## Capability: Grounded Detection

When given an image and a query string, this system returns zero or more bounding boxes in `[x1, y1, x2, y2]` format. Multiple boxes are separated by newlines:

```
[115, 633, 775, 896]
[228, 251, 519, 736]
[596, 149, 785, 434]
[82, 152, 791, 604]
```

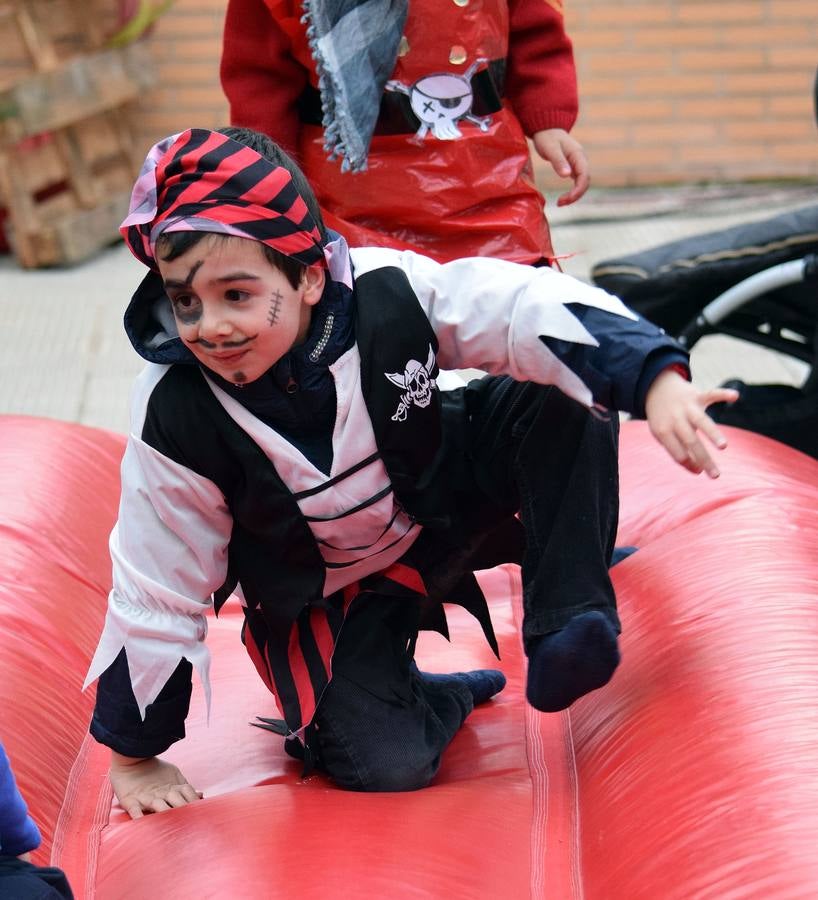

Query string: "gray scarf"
[302, 0, 408, 172]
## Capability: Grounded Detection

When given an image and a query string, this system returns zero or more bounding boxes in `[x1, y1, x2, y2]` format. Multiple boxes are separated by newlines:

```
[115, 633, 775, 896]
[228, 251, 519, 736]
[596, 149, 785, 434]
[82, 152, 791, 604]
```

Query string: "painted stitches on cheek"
[267, 289, 283, 327]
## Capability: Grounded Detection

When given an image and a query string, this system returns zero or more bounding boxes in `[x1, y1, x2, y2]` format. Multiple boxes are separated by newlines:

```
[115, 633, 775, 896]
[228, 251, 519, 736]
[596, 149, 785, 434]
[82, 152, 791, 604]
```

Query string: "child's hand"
[644, 368, 739, 479]
[531, 128, 590, 206]
[110, 752, 203, 819]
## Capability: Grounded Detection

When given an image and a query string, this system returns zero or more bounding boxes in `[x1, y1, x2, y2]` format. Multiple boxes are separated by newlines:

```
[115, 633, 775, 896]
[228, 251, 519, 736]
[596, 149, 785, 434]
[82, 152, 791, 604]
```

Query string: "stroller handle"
[678, 255, 818, 349]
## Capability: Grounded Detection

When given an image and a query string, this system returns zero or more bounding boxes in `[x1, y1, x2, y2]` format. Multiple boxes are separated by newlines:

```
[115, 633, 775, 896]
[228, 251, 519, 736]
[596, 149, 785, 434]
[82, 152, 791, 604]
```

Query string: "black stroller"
[591, 74, 818, 460]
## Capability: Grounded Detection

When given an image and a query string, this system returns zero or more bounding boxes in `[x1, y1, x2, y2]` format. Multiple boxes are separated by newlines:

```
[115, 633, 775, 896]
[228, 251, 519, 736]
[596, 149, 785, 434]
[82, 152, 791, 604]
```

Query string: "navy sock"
[526, 611, 620, 712]
[415, 668, 506, 706]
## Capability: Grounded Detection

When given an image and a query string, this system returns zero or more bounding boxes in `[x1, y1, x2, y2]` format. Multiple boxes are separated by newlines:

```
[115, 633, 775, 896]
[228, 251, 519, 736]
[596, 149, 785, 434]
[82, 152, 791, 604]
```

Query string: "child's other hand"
[644, 368, 739, 479]
[532, 128, 590, 206]
[110, 752, 203, 819]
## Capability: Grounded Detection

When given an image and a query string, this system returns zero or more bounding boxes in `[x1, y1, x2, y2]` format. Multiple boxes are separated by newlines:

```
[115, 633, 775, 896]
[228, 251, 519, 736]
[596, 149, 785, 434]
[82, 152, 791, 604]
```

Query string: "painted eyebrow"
[212, 272, 262, 283]
[164, 260, 204, 291]
[163, 270, 261, 291]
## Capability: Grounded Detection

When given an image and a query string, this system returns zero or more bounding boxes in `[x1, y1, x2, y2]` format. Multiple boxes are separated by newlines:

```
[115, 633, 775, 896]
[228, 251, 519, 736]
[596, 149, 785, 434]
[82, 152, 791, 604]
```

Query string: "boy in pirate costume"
[85, 127, 737, 817]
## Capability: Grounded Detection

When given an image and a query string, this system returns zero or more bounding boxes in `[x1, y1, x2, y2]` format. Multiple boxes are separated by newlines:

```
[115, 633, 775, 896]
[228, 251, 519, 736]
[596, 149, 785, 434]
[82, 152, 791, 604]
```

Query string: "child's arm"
[109, 752, 202, 819]
[505, 0, 589, 205]
[220, 0, 307, 157]
[644, 367, 739, 479]
[352, 248, 733, 476]
[531, 128, 590, 207]
[84, 390, 234, 809]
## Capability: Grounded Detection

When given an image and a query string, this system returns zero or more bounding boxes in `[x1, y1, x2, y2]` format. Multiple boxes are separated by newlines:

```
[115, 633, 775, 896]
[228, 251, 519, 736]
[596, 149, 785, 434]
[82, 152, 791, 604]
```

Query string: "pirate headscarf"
[120, 128, 351, 286]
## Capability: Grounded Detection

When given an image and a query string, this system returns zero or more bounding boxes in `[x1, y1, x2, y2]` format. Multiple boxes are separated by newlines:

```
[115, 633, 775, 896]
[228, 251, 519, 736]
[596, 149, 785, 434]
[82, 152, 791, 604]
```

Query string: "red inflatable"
[1, 414, 817, 898]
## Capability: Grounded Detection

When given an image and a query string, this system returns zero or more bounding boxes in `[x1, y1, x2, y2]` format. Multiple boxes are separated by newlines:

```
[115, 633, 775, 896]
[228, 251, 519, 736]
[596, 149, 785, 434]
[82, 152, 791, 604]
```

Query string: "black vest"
[140, 266, 495, 729]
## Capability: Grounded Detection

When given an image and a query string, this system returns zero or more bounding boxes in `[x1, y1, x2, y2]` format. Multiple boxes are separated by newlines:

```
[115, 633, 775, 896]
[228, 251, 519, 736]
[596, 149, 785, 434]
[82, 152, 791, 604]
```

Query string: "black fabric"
[0, 857, 74, 899]
[298, 58, 507, 135]
[355, 265, 450, 526]
[708, 380, 818, 460]
[431, 375, 619, 641]
[304, 593, 473, 792]
[141, 363, 327, 632]
[288, 377, 620, 785]
[590, 204, 818, 353]
[539, 303, 689, 417]
[90, 649, 192, 758]
[123, 271, 194, 365]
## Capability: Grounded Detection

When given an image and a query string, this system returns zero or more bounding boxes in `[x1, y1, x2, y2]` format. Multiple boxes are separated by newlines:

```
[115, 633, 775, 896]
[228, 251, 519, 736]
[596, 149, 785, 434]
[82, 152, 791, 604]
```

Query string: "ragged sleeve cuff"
[89, 649, 193, 759]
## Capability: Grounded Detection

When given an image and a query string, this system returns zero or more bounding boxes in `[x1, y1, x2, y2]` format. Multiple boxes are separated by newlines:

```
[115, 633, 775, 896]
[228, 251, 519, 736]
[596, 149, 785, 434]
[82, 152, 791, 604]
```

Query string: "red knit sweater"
[221, 0, 579, 262]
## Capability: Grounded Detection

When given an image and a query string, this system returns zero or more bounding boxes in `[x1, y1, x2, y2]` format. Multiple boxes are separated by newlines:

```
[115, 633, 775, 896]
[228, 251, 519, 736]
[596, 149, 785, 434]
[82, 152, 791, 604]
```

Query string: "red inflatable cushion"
[1, 415, 816, 898]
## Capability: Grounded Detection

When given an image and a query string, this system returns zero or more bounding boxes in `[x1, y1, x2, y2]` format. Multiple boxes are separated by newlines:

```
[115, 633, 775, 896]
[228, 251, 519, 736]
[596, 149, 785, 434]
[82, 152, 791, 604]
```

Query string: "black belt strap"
[298, 58, 506, 135]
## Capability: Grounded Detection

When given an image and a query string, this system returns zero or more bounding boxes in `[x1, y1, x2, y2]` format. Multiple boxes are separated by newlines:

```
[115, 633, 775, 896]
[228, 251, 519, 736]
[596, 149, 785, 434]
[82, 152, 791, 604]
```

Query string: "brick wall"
[81, 1, 818, 188]
[128, 0, 228, 142]
[562, 0, 818, 188]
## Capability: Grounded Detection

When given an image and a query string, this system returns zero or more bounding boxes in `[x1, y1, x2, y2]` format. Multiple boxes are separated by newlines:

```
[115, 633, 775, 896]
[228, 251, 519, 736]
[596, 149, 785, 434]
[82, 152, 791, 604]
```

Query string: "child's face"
[157, 235, 324, 385]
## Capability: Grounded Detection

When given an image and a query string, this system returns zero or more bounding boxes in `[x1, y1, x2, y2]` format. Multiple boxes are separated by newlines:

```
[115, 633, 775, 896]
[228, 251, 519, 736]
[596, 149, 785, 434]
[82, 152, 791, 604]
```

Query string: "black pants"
[298, 593, 473, 791]
[301, 377, 619, 791]
[0, 858, 74, 899]
[461, 377, 620, 646]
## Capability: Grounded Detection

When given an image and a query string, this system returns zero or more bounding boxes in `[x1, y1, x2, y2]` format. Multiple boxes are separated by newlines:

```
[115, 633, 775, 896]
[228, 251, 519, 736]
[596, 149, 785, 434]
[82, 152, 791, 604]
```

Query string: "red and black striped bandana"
[120, 128, 326, 271]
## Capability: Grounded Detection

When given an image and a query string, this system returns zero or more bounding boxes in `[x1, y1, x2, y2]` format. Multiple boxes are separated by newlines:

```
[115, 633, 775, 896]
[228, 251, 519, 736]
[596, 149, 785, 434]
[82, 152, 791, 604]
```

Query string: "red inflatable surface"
[1, 414, 817, 898]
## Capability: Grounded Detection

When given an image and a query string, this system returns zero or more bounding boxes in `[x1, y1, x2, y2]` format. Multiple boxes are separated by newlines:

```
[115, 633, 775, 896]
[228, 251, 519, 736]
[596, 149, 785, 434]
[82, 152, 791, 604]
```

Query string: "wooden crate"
[0, 43, 154, 147]
[0, 0, 155, 267]
[0, 0, 108, 86]
[0, 107, 144, 267]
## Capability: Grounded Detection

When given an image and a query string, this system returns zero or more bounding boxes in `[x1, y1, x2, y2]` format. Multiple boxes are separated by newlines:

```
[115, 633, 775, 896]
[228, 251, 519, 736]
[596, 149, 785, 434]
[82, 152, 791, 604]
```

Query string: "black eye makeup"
[164, 260, 204, 326]
[170, 294, 202, 325]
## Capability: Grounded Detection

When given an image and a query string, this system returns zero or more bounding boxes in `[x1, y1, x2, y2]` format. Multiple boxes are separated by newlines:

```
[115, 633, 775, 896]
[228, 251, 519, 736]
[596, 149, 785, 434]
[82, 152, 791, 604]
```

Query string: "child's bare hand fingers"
[164, 787, 197, 808]
[685, 438, 719, 478]
[700, 387, 740, 408]
[693, 408, 730, 450]
[652, 424, 690, 468]
[653, 414, 717, 476]
[147, 796, 172, 814]
[121, 799, 145, 820]
[121, 792, 164, 817]
[678, 412, 729, 477]
[546, 145, 569, 175]
[558, 175, 589, 206]
[179, 783, 203, 803]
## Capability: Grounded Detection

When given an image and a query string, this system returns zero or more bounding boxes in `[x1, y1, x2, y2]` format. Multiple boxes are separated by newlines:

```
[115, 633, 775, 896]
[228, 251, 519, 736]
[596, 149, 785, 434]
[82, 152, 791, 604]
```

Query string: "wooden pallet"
[0, 0, 154, 268]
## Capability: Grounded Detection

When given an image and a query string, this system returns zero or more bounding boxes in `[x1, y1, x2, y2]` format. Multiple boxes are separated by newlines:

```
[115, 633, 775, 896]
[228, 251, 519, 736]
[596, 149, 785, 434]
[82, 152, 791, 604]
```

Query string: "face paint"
[267, 289, 283, 327]
[166, 260, 205, 325]
[157, 236, 323, 385]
